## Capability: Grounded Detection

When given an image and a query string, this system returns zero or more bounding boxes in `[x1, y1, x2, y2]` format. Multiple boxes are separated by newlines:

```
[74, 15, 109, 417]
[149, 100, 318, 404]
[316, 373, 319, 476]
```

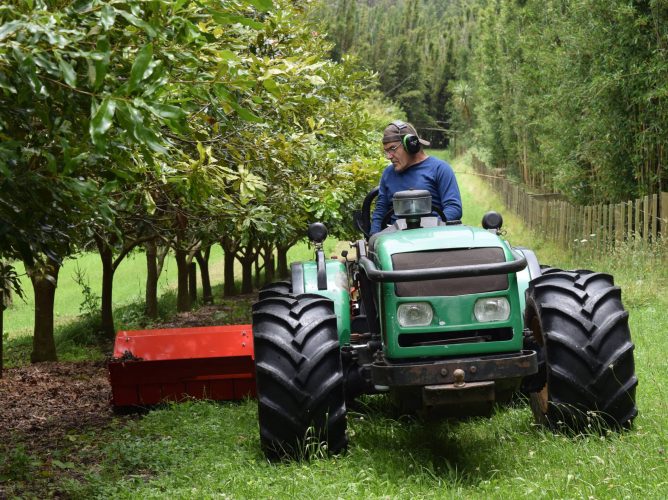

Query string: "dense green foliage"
[469, 0, 668, 203]
[314, 0, 668, 203]
[0, 0, 386, 359]
[309, 0, 477, 147]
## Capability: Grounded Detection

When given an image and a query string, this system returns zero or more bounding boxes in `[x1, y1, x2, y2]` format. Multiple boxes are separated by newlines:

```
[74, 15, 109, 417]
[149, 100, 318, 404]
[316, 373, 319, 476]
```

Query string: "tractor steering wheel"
[380, 204, 447, 229]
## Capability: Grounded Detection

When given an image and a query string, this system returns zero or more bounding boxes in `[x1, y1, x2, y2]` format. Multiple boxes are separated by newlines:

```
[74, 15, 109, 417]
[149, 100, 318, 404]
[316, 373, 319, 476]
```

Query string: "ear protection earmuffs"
[391, 120, 421, 155]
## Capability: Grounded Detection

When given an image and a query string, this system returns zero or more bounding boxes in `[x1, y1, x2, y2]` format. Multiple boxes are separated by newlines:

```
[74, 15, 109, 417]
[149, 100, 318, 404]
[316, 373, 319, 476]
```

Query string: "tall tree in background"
[310, 0, 479, 146]
[467, 0, 668, 202]
[314, 0, 667, 201]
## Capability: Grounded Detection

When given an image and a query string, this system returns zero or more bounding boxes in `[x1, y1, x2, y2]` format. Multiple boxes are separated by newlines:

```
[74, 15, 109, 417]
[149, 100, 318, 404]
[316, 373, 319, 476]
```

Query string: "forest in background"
[311, 0, 668, 204]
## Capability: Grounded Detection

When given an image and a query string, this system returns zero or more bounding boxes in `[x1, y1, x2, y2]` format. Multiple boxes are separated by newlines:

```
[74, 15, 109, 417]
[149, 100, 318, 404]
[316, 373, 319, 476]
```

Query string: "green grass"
[2, 150, 667, 498]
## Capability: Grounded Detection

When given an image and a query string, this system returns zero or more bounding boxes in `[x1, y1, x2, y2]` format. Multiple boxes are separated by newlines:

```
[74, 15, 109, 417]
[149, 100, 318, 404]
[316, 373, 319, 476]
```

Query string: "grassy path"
[3, 151, 667, 498]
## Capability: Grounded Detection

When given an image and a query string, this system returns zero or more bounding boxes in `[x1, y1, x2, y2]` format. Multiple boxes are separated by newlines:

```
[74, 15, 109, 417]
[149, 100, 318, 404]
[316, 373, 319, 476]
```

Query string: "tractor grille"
[391, 248, 508, 297]
[398, 327, 514, 348]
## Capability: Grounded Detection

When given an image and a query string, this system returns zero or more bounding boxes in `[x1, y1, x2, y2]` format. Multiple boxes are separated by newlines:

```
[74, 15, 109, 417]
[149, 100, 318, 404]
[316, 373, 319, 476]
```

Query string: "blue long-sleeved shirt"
[370, 156, 462, 234]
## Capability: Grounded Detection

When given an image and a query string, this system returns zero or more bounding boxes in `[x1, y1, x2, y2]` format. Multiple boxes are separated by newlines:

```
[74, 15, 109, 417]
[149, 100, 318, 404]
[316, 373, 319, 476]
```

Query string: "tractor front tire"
[525, 269, 638, 432]
[252, 294, 347, 459]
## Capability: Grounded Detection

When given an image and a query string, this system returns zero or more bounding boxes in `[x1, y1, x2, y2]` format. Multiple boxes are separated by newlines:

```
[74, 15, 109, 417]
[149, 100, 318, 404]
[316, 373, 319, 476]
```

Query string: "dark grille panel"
[391, 248, 509, 297]
[398, 327, 514, 348]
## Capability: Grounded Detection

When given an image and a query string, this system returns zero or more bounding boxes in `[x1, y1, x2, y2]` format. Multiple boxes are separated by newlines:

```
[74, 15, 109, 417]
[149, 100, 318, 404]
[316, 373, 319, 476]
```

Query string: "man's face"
[383, 141, 410, 172]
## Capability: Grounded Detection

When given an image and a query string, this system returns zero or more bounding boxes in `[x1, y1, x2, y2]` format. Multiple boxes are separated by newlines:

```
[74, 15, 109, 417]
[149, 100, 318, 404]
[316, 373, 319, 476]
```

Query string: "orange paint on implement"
[108, 325, 255, 408]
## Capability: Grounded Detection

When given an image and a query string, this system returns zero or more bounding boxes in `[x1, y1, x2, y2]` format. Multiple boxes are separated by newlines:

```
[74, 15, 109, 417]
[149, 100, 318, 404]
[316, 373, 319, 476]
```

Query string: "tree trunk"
[277, 243, 291, 278]
[254, 255, 262, 289]
[98, 242, 116, 337]
[221, 237, 239, 297]
[145, 240, 159, 319]
[0, 292, 4, 377]
[236, 246, 257, 294]
[223, 250, 236, 296]
[263, 243, 275, 285]
[241, 256, 254, 294]
[29, 261, 60, 363]
[175, 247, 191, 311]
[194, 248, 213, 304]
[188, 262, 197, 304]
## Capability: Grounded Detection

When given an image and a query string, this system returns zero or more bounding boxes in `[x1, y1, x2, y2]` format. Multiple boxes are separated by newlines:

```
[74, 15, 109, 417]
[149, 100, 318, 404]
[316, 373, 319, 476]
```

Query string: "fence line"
[471, 155, 667, 250]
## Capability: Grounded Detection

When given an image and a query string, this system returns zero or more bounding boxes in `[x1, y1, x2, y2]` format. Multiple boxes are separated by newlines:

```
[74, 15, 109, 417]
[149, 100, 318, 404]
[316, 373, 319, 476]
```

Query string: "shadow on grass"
[347, 393, 538, 486]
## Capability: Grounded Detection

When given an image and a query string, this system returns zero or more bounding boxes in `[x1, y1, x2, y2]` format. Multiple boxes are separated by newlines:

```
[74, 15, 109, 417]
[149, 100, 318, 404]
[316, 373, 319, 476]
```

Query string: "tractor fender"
[512, 247, 542, 314]
[291, 260, 351, 345]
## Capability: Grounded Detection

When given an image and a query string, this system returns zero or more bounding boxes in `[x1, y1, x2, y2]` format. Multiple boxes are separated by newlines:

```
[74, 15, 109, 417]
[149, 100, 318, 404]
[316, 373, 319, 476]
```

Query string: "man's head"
[382, 121, 430, 172]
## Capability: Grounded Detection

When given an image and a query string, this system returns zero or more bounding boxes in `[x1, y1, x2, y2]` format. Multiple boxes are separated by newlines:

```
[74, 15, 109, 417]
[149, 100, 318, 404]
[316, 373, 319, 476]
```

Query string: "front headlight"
[397, 302, 433, 327]
[474, 297, 510, 322]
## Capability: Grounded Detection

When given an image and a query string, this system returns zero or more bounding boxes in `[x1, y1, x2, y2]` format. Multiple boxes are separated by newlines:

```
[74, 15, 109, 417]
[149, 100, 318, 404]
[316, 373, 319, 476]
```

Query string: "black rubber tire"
[258, 280, 292, 301]
[524, 269, 638, 432]
[252, 294, 348, 459]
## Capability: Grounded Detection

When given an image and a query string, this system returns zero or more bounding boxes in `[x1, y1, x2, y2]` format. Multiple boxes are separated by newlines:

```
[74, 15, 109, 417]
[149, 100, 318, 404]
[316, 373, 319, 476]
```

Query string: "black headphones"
[390, 120, 421, 154]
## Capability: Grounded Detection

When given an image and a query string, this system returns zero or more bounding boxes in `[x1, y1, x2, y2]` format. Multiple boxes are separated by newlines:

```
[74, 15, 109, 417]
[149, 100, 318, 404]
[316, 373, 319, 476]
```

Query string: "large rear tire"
[524, 269, 638, 432]
[252, 294, 347, 459]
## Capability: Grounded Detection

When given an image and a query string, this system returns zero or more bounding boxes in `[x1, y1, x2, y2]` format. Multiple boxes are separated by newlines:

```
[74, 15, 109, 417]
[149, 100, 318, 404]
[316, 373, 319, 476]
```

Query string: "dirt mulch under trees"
[0, 302, 253, 455]
[0, 361, 113, 449]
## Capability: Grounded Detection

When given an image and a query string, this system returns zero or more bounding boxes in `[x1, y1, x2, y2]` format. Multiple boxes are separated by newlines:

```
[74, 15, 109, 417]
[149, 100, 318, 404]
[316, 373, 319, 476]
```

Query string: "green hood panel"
[373, 225, 507, 258]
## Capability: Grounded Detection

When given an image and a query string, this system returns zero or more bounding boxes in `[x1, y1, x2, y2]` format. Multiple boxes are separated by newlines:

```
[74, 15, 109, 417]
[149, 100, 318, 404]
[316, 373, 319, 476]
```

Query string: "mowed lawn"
[3, 151, 667, 498]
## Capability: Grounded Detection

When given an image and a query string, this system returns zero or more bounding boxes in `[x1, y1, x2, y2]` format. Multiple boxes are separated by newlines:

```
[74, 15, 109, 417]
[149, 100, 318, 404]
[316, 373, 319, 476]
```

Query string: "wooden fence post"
[661, 192, 668, 239]
[615, 203, 624, 242]
[650, 194, 658, 242]
[643, 195, 650, 243]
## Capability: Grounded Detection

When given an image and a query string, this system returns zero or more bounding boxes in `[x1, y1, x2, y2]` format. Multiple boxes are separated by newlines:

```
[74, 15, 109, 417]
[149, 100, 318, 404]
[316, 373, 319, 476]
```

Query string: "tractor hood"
[361, 225, 527, 283]
[373, 225, 507, 257]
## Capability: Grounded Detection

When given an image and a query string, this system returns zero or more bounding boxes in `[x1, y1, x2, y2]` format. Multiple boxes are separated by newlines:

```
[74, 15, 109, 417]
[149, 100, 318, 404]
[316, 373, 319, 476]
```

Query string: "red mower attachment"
[108, 325, 256, 410]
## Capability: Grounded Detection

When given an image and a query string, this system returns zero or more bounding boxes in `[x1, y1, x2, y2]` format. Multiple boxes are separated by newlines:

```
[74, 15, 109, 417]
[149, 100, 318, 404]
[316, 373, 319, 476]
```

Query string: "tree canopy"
[0, 0, 385, 362]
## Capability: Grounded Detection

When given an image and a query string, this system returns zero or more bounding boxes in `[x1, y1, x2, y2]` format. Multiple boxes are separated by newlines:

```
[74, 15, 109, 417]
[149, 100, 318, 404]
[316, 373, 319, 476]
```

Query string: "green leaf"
[146, 103, 186, 121]
[100, 5, 116, 31]
[262, 78, 280, 96]
[0, 21, 21, 42]
[247, 0, 273, 12]
[235, 106, 263, 123]
[128, 43, 153, 94]
[117, 10, 157, 38]
[218, 49, 238, 61]
[57, 57, 77, 87]
[89, 98, 116, 147]
[172, 0, 189, 13]
[306, 75, 326, 86]
[122, 103, 167, 154]
[91, 38, 110, 90]
[210, 12, 263, 30]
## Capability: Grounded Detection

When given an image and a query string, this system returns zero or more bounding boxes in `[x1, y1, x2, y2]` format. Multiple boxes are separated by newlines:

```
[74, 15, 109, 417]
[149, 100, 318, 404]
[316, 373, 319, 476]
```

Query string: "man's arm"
[370, 173, 391, 235]
[437, 162, 463, 221]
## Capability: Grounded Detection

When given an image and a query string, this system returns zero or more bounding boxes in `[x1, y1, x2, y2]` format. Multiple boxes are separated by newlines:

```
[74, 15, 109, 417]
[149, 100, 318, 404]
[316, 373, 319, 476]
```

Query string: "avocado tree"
[0, 0, 276, 353]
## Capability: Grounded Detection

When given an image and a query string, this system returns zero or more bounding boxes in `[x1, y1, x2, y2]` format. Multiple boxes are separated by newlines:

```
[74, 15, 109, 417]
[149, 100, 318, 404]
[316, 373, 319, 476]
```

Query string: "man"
[370, 121, 462, 234]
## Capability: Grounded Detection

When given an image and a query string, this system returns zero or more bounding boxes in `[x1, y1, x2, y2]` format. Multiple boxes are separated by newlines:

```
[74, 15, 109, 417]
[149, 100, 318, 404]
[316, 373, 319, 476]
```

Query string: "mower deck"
[108, 325, 255, 409]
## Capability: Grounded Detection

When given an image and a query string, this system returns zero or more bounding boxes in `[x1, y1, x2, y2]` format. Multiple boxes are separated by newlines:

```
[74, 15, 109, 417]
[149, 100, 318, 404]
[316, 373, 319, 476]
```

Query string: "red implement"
[108, 325, 255, 409]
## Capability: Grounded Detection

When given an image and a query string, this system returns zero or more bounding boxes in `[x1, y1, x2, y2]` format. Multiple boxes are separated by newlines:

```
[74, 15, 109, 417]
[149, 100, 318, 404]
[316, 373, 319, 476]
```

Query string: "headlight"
[474, 297, 510, 322]
[397, 302, 433, 327]
[393, 189, 432, 217]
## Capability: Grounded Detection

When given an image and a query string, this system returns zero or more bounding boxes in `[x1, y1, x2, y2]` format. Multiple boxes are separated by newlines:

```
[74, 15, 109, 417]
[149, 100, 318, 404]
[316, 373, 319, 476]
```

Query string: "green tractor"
[251, 188, 638, 459]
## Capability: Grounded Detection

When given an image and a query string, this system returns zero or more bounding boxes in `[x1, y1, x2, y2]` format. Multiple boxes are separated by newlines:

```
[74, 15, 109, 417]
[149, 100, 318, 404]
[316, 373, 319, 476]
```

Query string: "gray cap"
[382, 120, 430, 146]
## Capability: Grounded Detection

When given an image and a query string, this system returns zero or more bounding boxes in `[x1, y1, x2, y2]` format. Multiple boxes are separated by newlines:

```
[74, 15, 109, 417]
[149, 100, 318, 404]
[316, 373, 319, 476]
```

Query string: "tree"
[0, 0, 277, 354]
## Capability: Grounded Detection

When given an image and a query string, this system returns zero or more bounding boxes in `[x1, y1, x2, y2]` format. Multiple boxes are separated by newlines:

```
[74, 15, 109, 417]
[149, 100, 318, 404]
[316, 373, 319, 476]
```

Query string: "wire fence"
[471, 155, 668, 251]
